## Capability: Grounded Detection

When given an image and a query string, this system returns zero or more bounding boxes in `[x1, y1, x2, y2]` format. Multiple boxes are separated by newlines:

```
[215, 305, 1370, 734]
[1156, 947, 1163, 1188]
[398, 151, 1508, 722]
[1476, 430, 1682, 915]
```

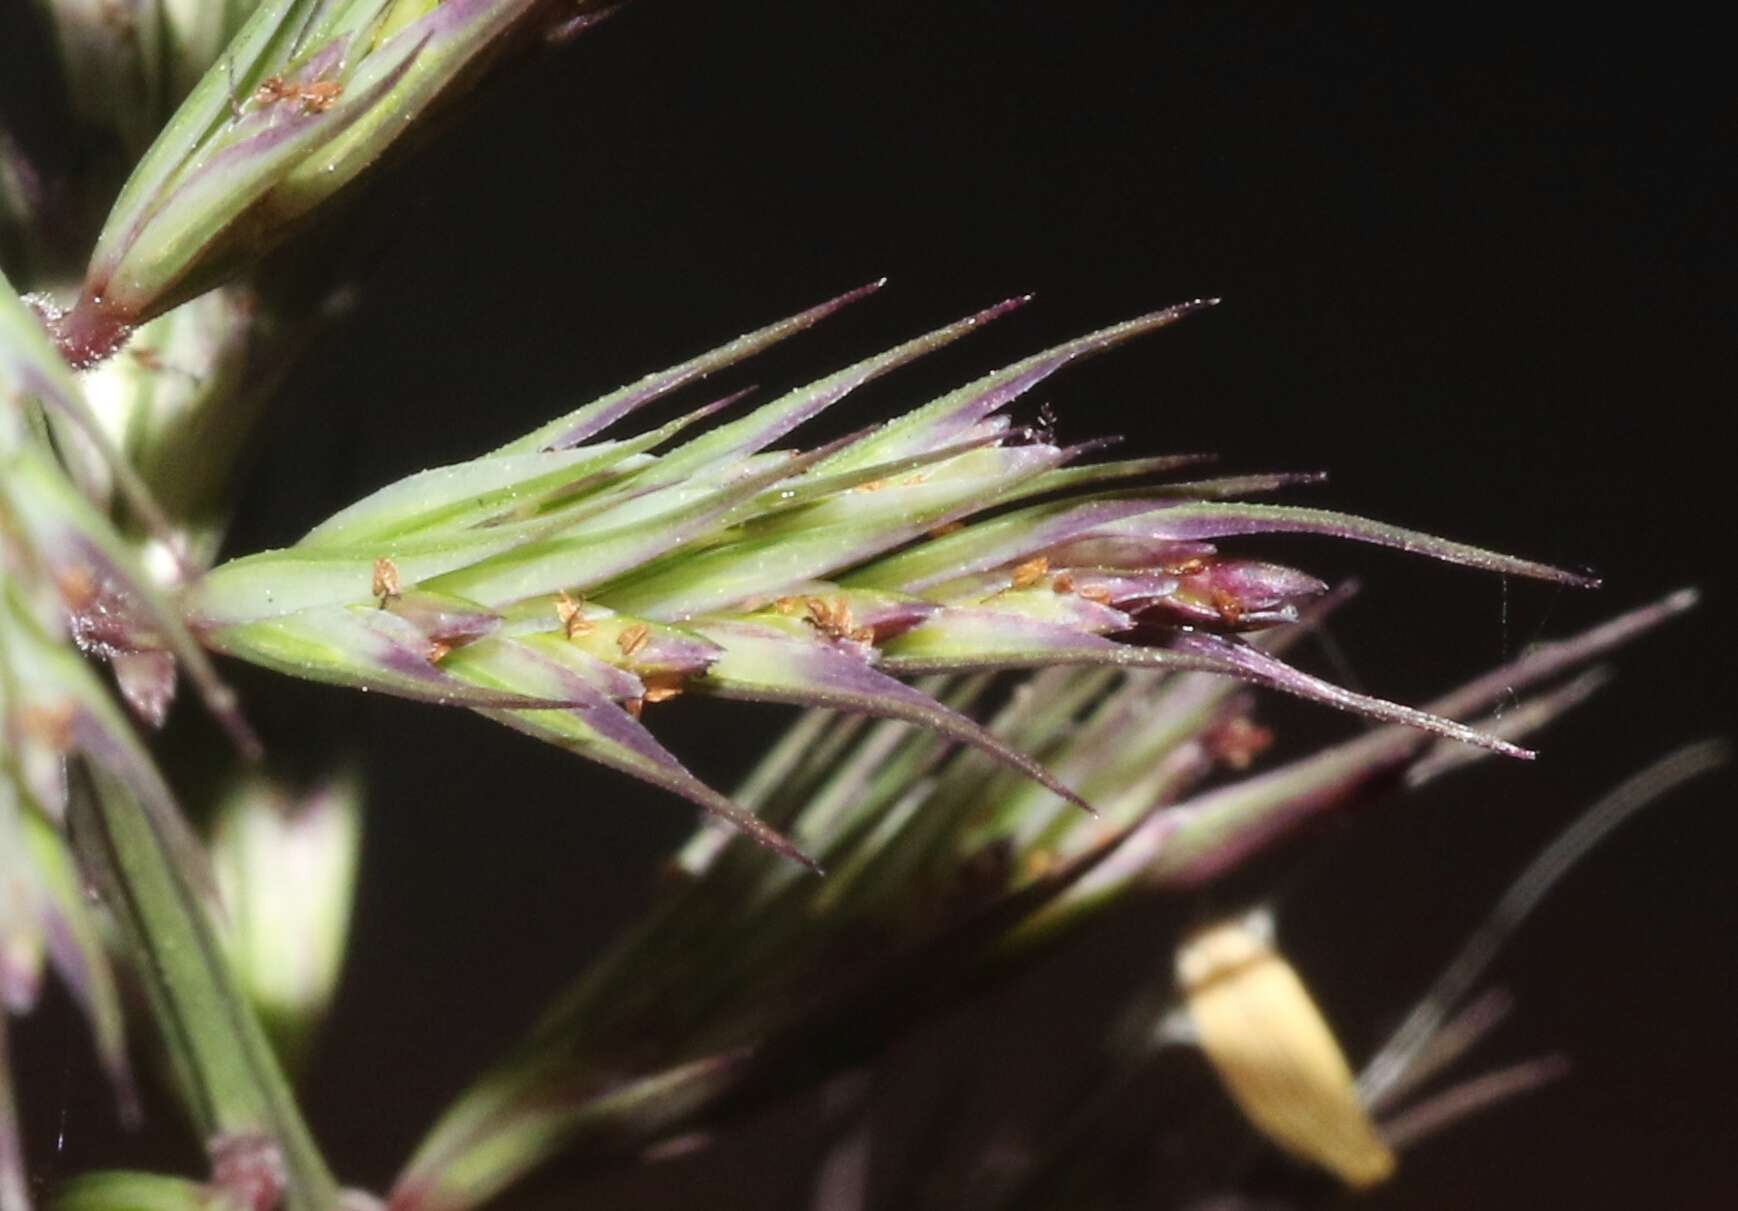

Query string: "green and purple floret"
[39, 0, 611, 367]
[180, 283, 1594, 869]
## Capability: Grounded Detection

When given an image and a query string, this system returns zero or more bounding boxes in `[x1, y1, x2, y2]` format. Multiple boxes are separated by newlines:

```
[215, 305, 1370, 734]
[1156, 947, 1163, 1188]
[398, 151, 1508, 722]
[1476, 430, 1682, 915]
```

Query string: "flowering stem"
[0, 1018, 24, 1211]
[69, 768, 337, 1211]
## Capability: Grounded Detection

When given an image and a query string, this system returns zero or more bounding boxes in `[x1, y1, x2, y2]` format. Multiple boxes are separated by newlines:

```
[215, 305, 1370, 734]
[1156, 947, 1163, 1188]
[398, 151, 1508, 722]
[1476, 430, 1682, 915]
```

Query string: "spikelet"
[191, 286, 1596, 868]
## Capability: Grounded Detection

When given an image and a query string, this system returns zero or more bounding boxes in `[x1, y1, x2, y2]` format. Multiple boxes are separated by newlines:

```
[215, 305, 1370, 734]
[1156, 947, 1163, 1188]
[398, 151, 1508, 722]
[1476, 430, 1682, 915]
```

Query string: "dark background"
[15, 4, 1736, 1208]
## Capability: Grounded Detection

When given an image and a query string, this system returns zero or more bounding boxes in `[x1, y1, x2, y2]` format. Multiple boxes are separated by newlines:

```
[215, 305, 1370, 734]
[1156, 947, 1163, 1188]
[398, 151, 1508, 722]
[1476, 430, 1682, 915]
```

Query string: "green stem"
[69, 768, 338, 1211]
[1, 1018, 27, 1211]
